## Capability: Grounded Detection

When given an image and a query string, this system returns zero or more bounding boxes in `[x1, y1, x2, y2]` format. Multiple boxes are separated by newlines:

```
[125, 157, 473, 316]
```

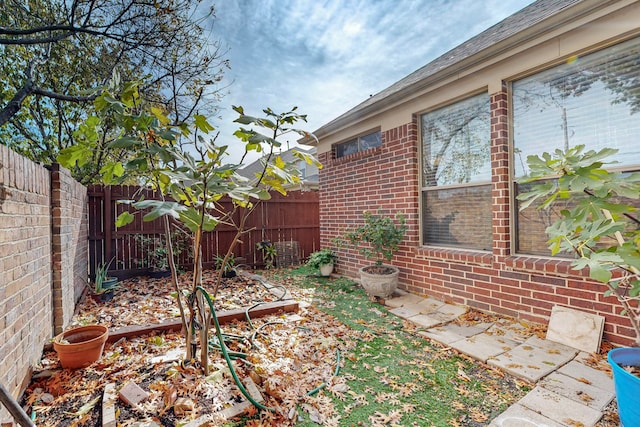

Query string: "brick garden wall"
[51, 164, 89, 334]
[319, 87, 633, 346]
[0, 145, 88, 422]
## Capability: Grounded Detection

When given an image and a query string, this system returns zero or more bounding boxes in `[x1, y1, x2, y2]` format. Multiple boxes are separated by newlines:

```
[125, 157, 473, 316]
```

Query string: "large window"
[513, 37, 640, 255]
[421, 93, 491, 249]
[335, 130, 381, 158]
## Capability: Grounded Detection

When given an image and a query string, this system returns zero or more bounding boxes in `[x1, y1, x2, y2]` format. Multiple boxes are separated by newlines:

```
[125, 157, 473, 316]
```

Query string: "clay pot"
[359, 265, 399, 298]
[53, 325, 109, 369]
[319, 263, 334, 277]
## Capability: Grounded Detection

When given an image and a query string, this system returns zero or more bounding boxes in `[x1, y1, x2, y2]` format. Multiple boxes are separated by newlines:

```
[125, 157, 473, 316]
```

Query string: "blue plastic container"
[608, 347, 640, 427]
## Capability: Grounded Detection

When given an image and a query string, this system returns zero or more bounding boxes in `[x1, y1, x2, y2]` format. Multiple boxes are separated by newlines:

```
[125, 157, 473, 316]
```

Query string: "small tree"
[341, 211, 407, 267]
[517, 145, 640, 345]
[60, 83, 320, 372]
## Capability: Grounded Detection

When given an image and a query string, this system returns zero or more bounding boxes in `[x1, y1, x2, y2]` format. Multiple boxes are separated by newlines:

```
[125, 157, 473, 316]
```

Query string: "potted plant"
[215, 253, 237, 278]
[517, 145, 640, 426]
[340, 211, 407, 297]
[306, 248, 338, 276]
[91, 258, 117, 302]
[135, 234, 171, 277]
[53, 324, 109, 369]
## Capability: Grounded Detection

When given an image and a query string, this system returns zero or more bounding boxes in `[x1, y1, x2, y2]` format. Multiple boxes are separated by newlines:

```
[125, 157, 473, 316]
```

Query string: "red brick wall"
[319, 87, 633, 346]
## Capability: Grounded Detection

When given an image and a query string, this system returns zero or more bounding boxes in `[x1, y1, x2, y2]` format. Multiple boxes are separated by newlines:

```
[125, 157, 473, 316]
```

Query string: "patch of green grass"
[252, 267, 530, 426]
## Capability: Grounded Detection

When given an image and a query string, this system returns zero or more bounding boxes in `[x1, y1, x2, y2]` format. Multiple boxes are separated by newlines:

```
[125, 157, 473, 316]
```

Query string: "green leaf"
[194, 114, 215, 133]
[588, 264, 612, 283]
[134, 200, 186, 221]
[178, 208, 218, 233]
[115, 211, 135, 227]
[108, 137, 140, 149]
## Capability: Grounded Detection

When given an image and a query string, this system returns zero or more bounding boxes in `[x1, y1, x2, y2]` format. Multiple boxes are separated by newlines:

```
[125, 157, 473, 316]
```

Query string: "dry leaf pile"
[22, 270, 359, 426]
[20, 268, 621, 426]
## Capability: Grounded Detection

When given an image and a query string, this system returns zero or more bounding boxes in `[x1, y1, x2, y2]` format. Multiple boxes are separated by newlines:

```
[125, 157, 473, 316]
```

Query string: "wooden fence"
[88, 185, 320, 279]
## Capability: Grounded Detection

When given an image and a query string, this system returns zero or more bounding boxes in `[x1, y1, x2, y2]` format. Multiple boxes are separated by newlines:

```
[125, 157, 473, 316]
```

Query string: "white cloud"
[209, 0, 534, 164]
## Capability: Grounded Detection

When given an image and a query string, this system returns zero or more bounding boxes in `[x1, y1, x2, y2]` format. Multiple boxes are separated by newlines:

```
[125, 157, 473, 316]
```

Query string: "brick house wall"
[0, 145, 88, 422]
[319, 86, 633, 347]
[311, 1, 640, 348]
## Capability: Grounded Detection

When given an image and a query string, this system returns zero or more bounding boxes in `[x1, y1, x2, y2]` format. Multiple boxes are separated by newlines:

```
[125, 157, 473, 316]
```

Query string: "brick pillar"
[490, 83, 511, 263]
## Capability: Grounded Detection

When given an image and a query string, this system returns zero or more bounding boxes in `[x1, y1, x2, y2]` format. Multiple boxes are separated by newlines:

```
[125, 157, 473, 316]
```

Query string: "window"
[513, 37, 640, 255]
[421, 93, 491, 249]
[335, 130, 381, 158]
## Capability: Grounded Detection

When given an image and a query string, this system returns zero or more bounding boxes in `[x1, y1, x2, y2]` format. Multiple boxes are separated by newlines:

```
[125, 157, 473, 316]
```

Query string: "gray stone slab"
[546, 306, 605, 353]
[518, 387, 603, 427]
[384, 294, 424, 308]
[406, 314, 442, 328]
[446, 322, 494, 338]
[417, 297, 445, 313]
[524, 335, 578, 354]
[557, 360, 614, 394]
[485, 321, 530, 343]
[389, 304, 425, 319]
[436, 303, 467, 319]
[450, 332, 518, 363]
[488, 337, 577, 382]
[419, 328, 465, 346]
[489, 403, 563, 427]
[488, 352, 556, 382]
[540, 372, 614, 411]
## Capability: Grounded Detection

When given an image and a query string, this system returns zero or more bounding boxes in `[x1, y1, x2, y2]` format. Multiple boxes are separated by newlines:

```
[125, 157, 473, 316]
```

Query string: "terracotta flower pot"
[53, 325, 109, 369]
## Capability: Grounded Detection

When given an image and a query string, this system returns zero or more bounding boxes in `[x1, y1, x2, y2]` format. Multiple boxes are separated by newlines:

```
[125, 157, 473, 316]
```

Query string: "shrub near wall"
[0, 145, 52, 422]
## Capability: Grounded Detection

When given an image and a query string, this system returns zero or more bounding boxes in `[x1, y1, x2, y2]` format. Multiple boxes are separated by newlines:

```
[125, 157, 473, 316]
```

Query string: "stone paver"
[450, 332, 519, 363]
[518, 386, 603, 427]
[417, 297, 445, 312]
[540, 371, 614, 411]
[489, 403, 563, 427]
[405, 313, 442, 328]
[388, 304, 430, 318]
[546, 305, 605, 353]
[385, 293, 610, 426]
[419, 322, 492, 346]
[435, 303, 467, 319]
[419, 328, 465, 346]
[557, 360, 614, 393]
[384, 293, 424, 308]
[488, 336, 578, 382]
[486, 321, 530, 343]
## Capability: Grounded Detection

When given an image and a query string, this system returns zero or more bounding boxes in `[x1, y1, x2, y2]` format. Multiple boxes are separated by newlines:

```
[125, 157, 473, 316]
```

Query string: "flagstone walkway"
[384, 290, 615, 427]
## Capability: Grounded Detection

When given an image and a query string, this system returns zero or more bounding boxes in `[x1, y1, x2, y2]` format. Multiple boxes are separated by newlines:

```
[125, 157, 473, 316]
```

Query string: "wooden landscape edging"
[107, 300, 299, 342]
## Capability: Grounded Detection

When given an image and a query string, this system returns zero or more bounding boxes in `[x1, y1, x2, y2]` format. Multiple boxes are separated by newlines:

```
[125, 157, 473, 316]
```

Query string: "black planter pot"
[148, 269, 171, 278]
[91, 288, 114, 303]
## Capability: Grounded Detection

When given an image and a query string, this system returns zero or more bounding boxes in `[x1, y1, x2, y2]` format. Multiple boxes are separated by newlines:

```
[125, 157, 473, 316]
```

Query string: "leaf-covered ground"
[21, 267, 618, 426]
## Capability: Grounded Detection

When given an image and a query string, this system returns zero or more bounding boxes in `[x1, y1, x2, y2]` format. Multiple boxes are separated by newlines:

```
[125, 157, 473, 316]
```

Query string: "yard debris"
[118, 381, 149, 407]
[20, 268, 543, 426]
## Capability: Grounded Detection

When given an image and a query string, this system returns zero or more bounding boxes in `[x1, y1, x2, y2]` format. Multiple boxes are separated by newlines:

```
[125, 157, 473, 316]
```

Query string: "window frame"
[418, 91, 492, 250]
[509, 35, 640, 256]
[333, 129, 382, 159]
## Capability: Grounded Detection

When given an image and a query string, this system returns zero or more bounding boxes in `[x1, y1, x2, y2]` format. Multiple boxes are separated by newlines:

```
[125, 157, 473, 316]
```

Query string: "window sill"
[504, 255, 575, 276]
[330, 146, 382, 165]
[416, 246, 492, 266]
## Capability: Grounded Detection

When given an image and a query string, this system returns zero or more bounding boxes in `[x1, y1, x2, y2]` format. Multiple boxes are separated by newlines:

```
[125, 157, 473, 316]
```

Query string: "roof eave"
[300, 0, 616, 145]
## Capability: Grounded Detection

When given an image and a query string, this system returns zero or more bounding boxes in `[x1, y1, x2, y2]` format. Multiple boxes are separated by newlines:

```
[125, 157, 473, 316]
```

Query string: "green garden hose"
[195, 286, 275, 412]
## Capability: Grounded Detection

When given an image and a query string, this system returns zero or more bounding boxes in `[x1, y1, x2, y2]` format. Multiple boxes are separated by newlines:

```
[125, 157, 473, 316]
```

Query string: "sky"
[209, 0, 535, 165]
